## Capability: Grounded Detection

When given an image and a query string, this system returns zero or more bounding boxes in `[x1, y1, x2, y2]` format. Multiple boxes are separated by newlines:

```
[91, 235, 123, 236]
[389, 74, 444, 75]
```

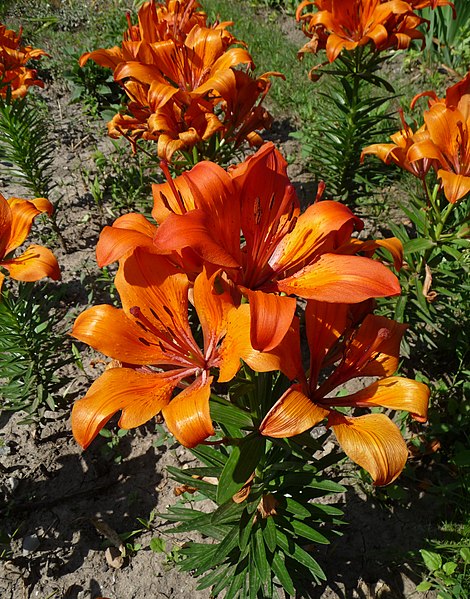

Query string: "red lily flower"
[260, 301, 430, 486]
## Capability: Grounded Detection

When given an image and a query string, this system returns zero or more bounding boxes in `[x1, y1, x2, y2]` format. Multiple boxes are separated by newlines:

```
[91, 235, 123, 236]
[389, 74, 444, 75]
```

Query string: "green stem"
[416, 186, 455, 276]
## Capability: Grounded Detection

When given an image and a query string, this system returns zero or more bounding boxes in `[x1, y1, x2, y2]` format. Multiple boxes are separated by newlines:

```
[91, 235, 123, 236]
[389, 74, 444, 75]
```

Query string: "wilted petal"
[328, 412, 408, 486]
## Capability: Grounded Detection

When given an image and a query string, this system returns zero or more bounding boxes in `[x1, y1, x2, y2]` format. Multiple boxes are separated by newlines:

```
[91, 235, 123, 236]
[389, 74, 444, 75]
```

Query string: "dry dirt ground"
[0, 9, 440, 599]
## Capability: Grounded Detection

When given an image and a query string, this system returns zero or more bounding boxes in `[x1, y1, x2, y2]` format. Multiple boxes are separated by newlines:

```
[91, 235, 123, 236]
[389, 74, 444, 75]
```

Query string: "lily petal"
[71, 305, 169, 365]
[329, 376, 429, 422]
[305, 300, 350, 389]
[5, 196, 53, 255]
[1, 244, 60, 282]
[96, 213, 157, 267]
[246, 290, 297, 352]
[218, 304, 302, 383]
[162, 376, 214, 447]
[260, 385, 329, 437]
[277, 254, 401, 302]
[72, 367, 178, 449]
[328, 412, 408, 486]
[193, 267, 235, 356]
[438, 170, 470, 204]
[153, 210, 240, 268]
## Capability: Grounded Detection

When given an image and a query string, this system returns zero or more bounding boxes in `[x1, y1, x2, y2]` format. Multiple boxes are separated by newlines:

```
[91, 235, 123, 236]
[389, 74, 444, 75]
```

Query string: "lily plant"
[72, 140, 429, 596]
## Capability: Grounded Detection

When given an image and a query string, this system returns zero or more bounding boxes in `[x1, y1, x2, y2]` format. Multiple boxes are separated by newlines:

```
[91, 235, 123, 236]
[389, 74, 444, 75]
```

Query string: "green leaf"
[211, 500, 245, 525]
[209, 563, 238, 596]
[460, 547, 470, 563]
[210, 395, 253, 429]
[216, 435, 265, 504]
[404, 238, 435, 254]
[224, 568, 246, 599]
[249, 546, 262, 599]
[149, 537, 166, 553]
[239, 508, 255, 552]
[289, 519, 330, 545]
[442, 561, 457, 575]
[284, 497, 312, 519]
[272, 551, 295, 596]
[190, 444, 226, 467]
[420, 549, 442, 572]
[261, 516, 277, 553]
[179, 544, 220, 573]
[196, 563, 231, 591]
[276, 530, 326, 581]
[416, 581, 433, 592]
[453, 449, 470, 467]
[254, 528, 269, 583]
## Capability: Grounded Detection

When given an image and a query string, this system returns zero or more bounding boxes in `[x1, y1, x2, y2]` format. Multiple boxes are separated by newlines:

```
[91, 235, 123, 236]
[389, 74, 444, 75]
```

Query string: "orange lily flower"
[0, 24, 47, 98]
[108, 88, 224, 160]
[260, 301, 430, 486]
[410, 71, 470, 113]
[408, 85, 470, 203]
[407, 0, 454, 10]
[71, 249, 300, 449]
[296, 0, 426, 63]
[79, 0, 216, 70]
[97, 143, 401, 352]
[362, 110, 434, 179]
[0, 194, 60, 290]
[80, 2, 279, 160]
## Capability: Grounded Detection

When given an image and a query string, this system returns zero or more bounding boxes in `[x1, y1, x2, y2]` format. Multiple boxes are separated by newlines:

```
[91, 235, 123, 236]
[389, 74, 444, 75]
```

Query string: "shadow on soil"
[1, 418, 171, 596]
[301, 481, 441, 598]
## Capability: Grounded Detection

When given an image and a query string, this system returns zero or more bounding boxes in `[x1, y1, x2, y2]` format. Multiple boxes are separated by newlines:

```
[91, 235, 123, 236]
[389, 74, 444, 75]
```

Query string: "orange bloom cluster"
[80, 0, 281, 161]
[363, 73, 470, 203]
[0, 24, 47, 99]
[0, 194, 60, 289]
[72, 142, 428, 485]
[296, 0, 454, 64]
